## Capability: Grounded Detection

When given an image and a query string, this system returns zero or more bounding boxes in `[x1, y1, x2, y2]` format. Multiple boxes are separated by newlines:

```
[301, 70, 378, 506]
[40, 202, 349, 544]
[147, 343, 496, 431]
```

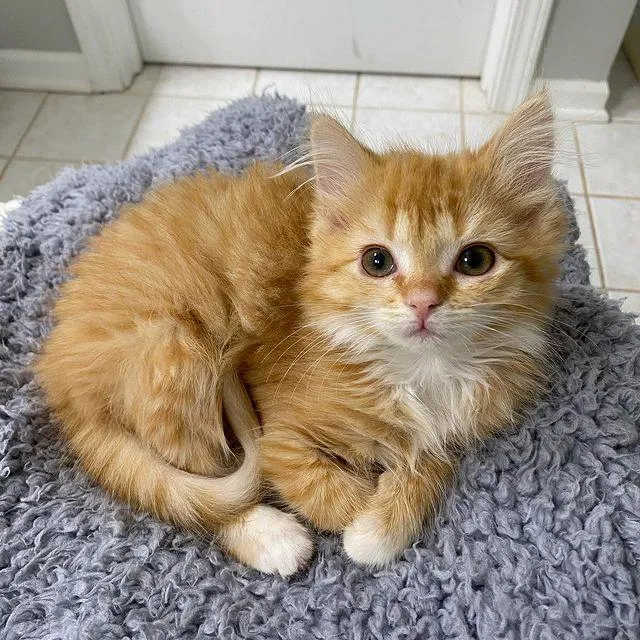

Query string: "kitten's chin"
[384, 324, 442, 351]
[404, 326, 435, 341]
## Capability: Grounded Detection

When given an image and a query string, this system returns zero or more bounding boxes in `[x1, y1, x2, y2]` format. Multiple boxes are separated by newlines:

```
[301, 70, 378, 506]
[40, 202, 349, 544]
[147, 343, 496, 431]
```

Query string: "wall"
[0, 0, 80, 52]
[540, 0, 636, 81]
[623, 2, 640, 78]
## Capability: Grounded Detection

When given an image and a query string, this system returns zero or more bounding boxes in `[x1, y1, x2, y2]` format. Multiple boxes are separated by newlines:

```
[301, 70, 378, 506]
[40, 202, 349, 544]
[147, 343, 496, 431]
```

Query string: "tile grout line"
[105, 98, 474, 116]
[250, 68, 260, 95]
[352, 102, 626, 123]
[0, 92, 49, 185]
[355, 104, 470, 116]
[139, 92, 251, 103]
[13, 155, 104, 164]
[121, 68, 161, 160]
[608, 287, 640, 294]
[572, 124, 607, 288]
[459, 79, 466, 148]
[49, 91, 610, 123]
[0, 159, 8, 185]
[350, 74, 361, 132]
[610, 118, 640, 124]
[588, 192, 640, 201]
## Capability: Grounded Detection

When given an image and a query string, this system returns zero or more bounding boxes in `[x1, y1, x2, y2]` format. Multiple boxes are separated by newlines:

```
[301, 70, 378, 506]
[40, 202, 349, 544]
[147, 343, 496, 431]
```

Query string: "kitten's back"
[36, 163, 311, 532]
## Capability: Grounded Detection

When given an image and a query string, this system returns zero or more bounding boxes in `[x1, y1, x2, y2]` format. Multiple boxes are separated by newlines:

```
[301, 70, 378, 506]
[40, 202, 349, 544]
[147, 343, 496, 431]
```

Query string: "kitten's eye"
[456, 245, 495, 276]
[361, 246, 395, 277]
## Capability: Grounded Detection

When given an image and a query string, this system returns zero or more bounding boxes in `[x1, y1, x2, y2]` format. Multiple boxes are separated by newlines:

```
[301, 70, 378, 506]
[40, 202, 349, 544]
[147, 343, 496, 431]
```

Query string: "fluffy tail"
[67, 373, 261, 532]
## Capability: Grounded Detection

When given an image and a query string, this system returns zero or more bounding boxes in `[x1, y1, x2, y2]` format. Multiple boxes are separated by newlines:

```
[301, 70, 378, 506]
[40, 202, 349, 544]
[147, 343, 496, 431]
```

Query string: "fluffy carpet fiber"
[1, 96, 639, 639]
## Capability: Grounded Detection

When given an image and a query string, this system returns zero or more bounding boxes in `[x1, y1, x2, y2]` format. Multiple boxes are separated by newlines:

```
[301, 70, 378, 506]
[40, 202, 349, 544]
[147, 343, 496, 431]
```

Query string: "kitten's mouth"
[405, 324, 435, 341]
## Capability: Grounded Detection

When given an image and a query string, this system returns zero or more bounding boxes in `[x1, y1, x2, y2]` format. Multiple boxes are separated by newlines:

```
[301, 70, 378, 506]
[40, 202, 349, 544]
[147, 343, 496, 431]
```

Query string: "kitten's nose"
[406, 291, 441, 327]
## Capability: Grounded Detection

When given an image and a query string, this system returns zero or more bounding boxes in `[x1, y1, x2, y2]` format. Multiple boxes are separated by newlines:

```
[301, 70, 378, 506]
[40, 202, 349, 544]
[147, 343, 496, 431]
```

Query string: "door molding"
[481, 0, 554, 112]
[65, 0, 142, 92]
[0, 49, 92, 92]
[539, 79, 609, 122]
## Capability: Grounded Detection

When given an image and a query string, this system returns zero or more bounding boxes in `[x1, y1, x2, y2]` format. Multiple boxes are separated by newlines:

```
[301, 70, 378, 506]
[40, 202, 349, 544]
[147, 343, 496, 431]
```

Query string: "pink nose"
[406, 291, 441, 328]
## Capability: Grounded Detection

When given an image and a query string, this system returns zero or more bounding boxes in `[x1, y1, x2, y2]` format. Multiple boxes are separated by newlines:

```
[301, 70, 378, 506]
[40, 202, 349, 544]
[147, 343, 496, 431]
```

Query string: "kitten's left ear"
[483, 90, 555, 193]
[310, 115, 374, 198]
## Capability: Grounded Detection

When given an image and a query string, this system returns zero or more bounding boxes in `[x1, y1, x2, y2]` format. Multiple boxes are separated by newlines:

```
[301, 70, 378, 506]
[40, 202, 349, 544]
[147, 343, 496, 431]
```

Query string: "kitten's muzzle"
[406, 291, 441, 330]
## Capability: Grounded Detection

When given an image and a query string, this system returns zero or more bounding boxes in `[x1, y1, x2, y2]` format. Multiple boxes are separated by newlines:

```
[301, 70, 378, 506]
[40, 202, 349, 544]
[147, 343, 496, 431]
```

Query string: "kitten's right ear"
[482, 90, 555, 194]
[310, 115, 373, 199]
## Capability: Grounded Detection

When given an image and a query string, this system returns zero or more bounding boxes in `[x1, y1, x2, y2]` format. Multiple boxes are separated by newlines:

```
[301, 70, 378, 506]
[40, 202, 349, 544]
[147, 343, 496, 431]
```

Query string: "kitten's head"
[300, 92, 566, 372]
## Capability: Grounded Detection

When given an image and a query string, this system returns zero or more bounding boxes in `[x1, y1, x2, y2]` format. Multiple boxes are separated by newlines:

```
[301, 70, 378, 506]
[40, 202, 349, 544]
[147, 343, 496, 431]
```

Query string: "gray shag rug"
[1, 96, 639, 640]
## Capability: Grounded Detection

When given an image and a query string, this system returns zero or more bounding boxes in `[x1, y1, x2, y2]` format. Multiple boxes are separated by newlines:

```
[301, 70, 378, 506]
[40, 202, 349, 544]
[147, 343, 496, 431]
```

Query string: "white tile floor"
[0, 55, 639, 320]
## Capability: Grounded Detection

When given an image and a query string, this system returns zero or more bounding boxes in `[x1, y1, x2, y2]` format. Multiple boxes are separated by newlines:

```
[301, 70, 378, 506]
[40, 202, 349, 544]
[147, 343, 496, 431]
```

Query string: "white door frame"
[481, 0, 554, 112]
[65, 0, 142, 92]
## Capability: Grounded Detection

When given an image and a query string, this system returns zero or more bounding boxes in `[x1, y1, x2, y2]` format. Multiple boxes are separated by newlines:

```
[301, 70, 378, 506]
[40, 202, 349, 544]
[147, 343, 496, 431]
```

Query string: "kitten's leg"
[342, 455, 455, 567]
[218, 504, 314, 577]
[261, 428, 377, 532]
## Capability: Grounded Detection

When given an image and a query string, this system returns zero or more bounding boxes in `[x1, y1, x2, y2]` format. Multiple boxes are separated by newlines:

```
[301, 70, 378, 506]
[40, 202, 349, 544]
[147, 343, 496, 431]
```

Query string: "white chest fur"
[394, 376, 480, 454]
[374, 348, 490, 455]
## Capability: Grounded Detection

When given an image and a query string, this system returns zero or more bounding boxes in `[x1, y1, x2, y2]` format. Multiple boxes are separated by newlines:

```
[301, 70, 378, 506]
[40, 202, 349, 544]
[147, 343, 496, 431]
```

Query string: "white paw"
[343, 514, 408, 568]
[220, 505, 314, 577]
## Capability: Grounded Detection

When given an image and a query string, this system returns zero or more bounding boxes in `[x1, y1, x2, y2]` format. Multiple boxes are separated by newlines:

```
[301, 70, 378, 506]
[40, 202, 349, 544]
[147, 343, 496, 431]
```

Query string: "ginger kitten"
[36, 92, 566, 576]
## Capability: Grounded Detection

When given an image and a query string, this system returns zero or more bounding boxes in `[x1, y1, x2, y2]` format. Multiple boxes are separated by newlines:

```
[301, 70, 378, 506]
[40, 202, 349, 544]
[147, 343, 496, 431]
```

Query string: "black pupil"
[372, 251, 387, 270]
[462, 248, 484, 270]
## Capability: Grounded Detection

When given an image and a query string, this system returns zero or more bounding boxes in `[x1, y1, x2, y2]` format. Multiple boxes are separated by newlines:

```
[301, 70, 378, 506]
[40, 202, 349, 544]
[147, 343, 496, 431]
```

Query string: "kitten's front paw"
[220, 505, 314, 577]
[343, 514, 409, 568]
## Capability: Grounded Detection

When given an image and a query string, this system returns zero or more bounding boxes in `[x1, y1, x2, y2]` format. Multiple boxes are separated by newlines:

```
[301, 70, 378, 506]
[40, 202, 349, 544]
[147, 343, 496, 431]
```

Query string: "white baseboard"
[0, 49, 92, 93]
[541, 79, 610, 122]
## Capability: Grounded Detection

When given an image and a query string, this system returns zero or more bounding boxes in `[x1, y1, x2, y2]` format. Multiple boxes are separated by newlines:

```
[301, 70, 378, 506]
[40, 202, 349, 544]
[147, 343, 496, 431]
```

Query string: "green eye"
[456, 245, 495, 276]
[361, 246, 395, 277]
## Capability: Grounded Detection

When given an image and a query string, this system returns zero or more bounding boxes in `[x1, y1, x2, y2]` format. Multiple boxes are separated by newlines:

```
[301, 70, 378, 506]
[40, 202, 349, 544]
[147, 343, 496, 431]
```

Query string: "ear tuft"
[483, 90, 555, 193]
[310, 115, 372, 198]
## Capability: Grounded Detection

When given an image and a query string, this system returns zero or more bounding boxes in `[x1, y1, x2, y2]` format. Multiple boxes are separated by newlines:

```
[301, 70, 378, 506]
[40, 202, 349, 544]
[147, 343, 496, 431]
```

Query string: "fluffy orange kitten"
[36, 92, 566, 576]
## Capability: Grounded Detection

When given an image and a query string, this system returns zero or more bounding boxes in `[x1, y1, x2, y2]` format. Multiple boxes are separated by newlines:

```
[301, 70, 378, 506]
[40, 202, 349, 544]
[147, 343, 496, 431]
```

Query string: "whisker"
[460, 302, 603, 356]
[284, 174, 317, 201]
[294, 317, 377, 397]
[272, 315, 377, 401]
